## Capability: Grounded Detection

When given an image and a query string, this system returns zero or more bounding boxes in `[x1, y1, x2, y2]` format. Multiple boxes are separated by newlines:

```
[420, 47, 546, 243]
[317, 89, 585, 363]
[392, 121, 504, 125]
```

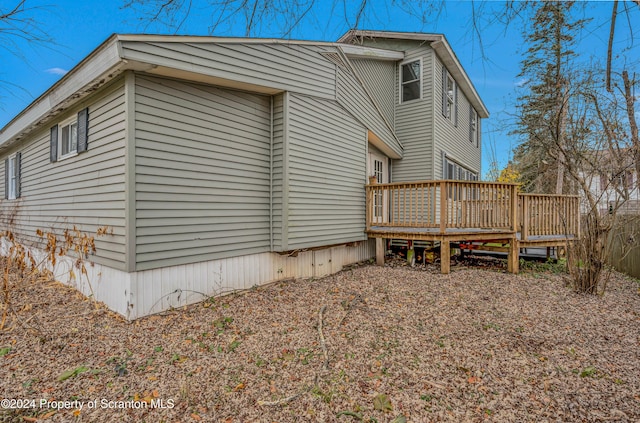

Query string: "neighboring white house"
[0, 30, 488, 319]
[580, 150, 640, 215]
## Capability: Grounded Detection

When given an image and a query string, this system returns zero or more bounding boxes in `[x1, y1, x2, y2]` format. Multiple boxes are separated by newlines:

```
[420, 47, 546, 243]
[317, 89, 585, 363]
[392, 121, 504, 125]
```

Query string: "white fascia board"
[340, 45, 404, 61]
[337, 30, 442, 43]
[368, 130, 401, 160]
[431, 39, 489, 119]
[0, 35, 124, 152]
[116, 33, 343, 47]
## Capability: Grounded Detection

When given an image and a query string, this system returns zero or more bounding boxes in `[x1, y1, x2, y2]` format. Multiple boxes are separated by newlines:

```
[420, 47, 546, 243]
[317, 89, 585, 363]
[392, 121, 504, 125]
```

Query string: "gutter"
[0, 34, 124, 152]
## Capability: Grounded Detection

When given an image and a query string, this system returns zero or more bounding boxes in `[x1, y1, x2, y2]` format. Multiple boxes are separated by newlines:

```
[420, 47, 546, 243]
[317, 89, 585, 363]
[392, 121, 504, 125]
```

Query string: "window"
[441, 67, 457, 124]
[373, 159, 383, 218]
[602, 170, 636, 191]
[400, 60, 421, 102]
[4, 152, 21, 200]
[50, 108, 89, 163]
[444, 157, 477, 181]
[60, 119, 78, 157]
[470, 108, 478, 146]
[445, 74, 455, 118]
[444, 156, 478, 201]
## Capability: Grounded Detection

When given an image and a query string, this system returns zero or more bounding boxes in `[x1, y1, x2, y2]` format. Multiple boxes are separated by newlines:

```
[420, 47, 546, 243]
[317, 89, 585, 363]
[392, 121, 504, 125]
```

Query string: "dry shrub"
[0, 226, 111, 330]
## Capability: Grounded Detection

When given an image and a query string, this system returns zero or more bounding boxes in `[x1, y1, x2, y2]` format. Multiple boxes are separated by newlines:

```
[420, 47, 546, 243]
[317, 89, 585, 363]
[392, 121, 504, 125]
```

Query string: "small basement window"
[401, 60, 421, 102]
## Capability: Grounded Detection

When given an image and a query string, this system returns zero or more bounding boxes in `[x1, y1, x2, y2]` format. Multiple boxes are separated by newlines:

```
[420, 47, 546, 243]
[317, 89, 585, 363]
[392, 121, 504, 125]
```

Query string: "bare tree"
[0, 1, 53, 107]
[0, 1, 51, 56]
[558, 71, 638, 294]
[122, 0, 455, 38]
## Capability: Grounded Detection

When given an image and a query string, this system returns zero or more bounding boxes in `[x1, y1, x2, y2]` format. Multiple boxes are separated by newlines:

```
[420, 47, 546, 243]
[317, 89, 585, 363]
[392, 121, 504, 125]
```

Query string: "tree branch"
[622, 70, 640, 179]
[606, 0, 618, 92]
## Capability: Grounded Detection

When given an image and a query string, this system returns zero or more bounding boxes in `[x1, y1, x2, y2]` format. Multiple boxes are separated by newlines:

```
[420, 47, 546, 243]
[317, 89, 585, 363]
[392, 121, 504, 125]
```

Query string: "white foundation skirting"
[1, 238, 375, 320]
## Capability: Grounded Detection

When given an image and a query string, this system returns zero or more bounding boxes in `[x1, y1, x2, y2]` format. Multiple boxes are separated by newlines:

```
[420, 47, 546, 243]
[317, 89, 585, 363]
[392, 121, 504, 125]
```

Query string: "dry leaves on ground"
[1, 256, 639, 422]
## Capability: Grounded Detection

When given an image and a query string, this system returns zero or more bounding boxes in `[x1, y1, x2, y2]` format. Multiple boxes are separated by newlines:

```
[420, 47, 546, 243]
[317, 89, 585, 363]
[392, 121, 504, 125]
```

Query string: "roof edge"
[0, 35, 123, 149]
[337, 29, 443, 44]
[431, 39, 489, 118]
[338, 30, 489, 118]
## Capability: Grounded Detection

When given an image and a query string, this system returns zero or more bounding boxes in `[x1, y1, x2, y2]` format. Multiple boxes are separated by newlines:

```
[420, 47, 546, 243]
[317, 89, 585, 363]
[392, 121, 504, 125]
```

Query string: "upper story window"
[60, 118, 79, 158]
[4, 152, 21, 200]
[400, 60, 421, 102]
[470, 108, 479, 146]
[50, 108, 89, 163]
[442, 67, 458, 125]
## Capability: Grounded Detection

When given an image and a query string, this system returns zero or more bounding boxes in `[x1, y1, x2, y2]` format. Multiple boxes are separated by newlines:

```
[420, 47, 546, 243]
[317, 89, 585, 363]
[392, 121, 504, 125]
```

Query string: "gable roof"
[0, 30, 488, 158]
[0, 34, 406, 157]
[339, 30, 489, 119]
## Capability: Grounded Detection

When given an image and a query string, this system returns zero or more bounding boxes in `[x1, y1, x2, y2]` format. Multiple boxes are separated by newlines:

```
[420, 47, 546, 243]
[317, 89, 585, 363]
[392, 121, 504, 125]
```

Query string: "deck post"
[510, 184, 519, 233]
[366, 176, 377, 231]
[507, 238, 519, 273]
[440, 239, 450, 274]
[376, 238, 385, 266]
[439, 181, 447, 234]
[521, 194, 529, 241]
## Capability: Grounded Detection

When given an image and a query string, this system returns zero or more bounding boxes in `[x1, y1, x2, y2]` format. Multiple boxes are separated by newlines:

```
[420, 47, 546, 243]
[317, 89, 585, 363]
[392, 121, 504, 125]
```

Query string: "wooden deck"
[366, 180, 580, 274]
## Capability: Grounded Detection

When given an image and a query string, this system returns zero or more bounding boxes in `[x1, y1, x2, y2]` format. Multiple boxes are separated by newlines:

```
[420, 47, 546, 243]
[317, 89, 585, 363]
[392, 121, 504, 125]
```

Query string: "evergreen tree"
[512, 1, 585, 194]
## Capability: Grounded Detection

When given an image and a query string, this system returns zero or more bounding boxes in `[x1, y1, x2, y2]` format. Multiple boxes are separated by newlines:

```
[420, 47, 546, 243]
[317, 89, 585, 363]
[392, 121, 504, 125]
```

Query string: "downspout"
[269, 96, 274, 251]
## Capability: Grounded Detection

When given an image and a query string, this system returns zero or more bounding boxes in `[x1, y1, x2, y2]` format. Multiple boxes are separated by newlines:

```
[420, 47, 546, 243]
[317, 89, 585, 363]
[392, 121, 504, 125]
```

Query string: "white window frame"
[373, 159, 384, 218]
[399, 59, 422, 103]
[445, 72, 455, 120]
[470, 109, 478, 145]
[7, 154, 17, 200]
[59, 116, 79, 160]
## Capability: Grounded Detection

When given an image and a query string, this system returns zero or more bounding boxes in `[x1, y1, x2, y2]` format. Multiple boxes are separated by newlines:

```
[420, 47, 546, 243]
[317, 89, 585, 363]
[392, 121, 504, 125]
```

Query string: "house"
[0, 30, 488, 319]
[580, 150, 640, 215]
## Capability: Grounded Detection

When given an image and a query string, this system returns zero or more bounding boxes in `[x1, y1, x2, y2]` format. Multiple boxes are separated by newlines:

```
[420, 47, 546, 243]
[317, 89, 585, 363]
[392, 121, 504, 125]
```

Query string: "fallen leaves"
[0, 262, 639, 422]
[373, 393, 393, 412]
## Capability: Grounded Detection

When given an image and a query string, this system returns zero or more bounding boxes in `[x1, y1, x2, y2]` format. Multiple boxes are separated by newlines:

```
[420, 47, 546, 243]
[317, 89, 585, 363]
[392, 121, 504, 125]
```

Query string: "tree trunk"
[622, 70, 640, 181]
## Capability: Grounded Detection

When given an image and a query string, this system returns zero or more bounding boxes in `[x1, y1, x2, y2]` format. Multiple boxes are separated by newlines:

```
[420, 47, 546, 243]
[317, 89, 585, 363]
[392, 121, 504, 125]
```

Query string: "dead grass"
[1, 256, 639, 422]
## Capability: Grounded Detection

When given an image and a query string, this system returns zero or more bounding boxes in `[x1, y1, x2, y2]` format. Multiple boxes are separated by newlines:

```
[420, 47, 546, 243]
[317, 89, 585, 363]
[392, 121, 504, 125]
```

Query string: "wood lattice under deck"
[365, 180, 580, 274]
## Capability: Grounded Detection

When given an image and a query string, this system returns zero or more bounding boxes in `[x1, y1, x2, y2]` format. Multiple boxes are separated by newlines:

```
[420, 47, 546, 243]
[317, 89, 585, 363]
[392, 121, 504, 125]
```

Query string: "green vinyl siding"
[134, 75, 272, 270]
[0, 81, 127, 269]
[433, 57, 481, 178]
[392, 47, 435, 182]
[120, 41, 336, 100]
[336, 62, 402, 158]
[284, 93, 367, 249]
[271, 93, 285, 251]
[350, 59, 396, 127]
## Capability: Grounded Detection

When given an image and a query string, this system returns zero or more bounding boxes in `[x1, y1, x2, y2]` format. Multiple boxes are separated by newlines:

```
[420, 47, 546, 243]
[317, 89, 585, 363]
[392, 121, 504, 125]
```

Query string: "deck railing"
[366, 180, 519, 233]
[519, 193, 580, 240]
[366, 179, 580, 238]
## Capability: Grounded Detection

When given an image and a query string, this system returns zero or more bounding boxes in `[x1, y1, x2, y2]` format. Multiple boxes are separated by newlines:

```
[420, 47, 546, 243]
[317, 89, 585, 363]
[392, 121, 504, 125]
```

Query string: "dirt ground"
[1, 256, 639, 422]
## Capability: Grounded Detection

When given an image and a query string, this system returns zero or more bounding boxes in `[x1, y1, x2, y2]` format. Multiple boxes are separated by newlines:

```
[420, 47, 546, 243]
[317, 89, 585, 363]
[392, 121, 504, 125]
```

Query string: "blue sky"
[0, 0, 632, 176]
